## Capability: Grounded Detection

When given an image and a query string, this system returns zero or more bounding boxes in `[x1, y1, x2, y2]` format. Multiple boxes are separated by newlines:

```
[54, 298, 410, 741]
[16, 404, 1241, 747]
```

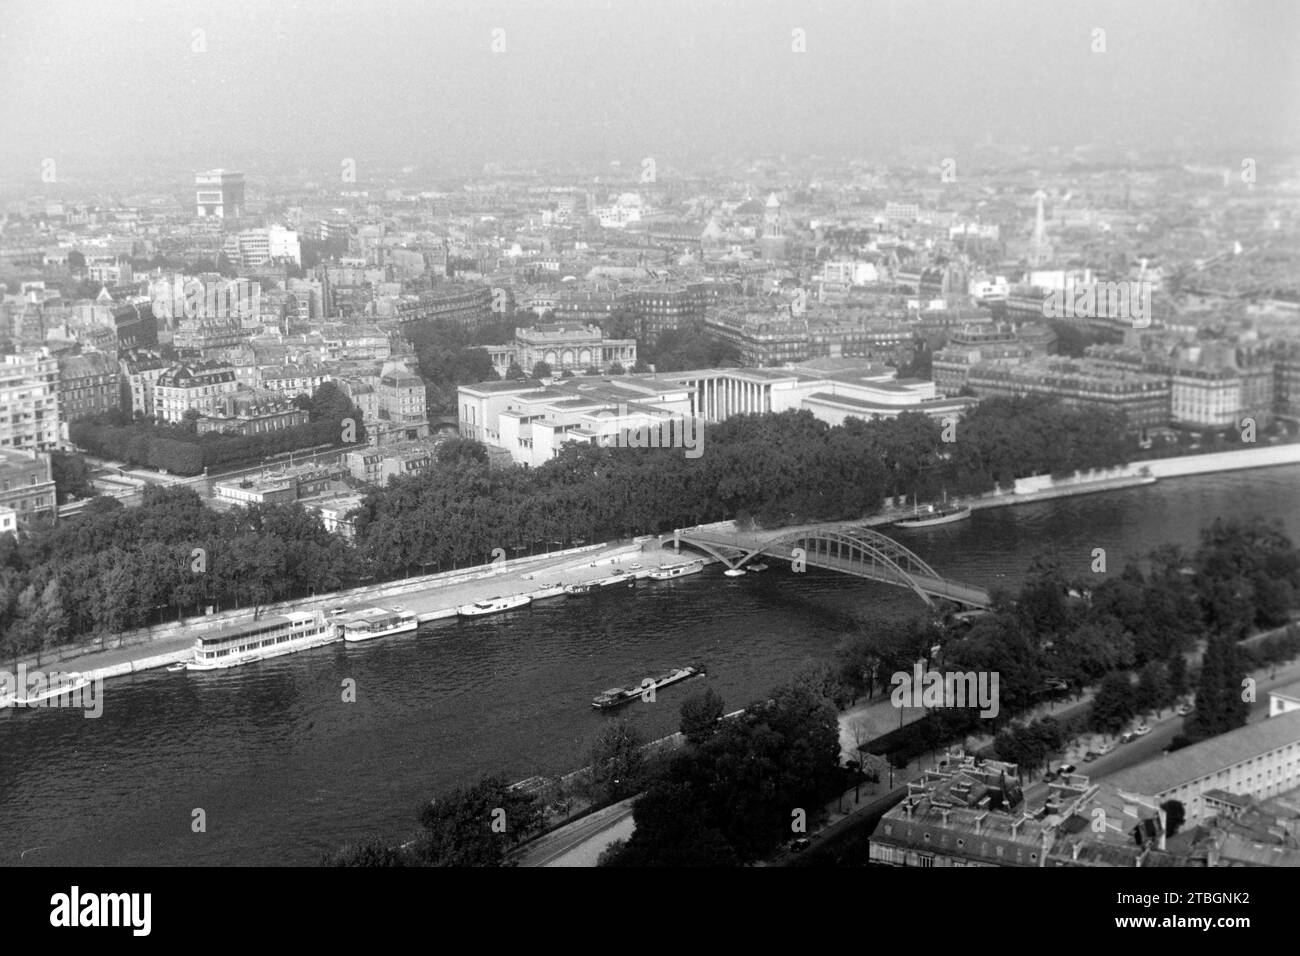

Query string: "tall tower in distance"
[195, 169, 246, 219]
[1030, 189, 1051, 267]
[760, 192, 787, 260]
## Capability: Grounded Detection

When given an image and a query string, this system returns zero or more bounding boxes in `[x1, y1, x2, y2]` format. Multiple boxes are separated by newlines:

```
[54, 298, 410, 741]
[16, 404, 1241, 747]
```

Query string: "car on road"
[1056, 764, 1077, 776]
[1133, 724, 1151, 736]
[1083, 751, 1100, 762]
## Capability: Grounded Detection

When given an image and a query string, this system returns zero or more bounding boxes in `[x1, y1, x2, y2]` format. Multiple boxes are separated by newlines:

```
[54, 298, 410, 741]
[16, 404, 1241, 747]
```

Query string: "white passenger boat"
[337, 606, 419, 642]
[723, 568, 747, 577]
[1, 673, 91, 708]
[457, 594, 532, 617]
[186, 610, 337, 670]
[647, 560, 704, 581]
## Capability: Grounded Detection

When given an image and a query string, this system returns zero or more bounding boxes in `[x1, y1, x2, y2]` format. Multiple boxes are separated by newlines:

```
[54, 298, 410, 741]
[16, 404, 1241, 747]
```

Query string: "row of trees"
[0, 485, 356, 662]
[352, 397, 1134, 579]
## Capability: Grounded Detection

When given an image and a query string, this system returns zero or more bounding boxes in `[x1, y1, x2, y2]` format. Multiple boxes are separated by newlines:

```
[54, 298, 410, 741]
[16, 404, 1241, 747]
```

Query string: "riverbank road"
[386, 541, 676, 622]
[516, 797, 639, 867]
[31, 538, 687, 680]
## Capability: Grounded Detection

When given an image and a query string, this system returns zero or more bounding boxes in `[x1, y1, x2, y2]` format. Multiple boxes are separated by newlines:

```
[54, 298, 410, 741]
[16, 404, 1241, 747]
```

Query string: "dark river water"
[2, 466, 1297, 866]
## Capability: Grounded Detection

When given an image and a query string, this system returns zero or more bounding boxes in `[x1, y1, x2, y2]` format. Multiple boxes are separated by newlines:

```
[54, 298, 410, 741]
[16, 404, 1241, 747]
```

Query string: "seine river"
[2, 466, 1297, 866]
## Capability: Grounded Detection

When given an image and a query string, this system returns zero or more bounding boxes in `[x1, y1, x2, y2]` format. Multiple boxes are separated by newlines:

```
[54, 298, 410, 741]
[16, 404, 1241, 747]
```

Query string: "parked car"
[1119, 732, 1135, 744]
[1177, 704, 1193, 716]
[1056, 764, 1077, 776]
[1097, 742, 1114, 755]
[1134, 724, 1151, 736]
[789, 838, 810, 853]
[1083, 751, 1100, 762]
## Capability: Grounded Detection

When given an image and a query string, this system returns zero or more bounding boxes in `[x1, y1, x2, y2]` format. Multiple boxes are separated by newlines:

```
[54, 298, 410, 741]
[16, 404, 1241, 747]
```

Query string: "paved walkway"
[19, 538, 696, 681]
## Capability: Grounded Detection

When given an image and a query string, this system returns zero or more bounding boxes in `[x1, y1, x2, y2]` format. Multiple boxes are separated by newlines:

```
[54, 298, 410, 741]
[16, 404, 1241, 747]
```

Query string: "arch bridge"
[673, 521, 992, 610]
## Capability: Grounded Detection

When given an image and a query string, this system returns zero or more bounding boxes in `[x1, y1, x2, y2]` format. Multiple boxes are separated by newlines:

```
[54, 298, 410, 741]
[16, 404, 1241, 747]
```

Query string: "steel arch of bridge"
[676, 524, 980, 609]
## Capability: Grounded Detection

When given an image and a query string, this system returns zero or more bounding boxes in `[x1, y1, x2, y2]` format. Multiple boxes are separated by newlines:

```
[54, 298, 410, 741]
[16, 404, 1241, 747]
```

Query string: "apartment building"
[623, 285, 702, 344]
[1106, 711, 1300, 825]
[119, 350, 169, 418]
[0, 349, 61, 450]
[378, 359, 427, 425]
[259, 364, 332, 398]
[966, 357, 1171, 431]
[0, 448, 57, 525]
[223, 226, 301, 269]
[705, 306, 914, 367]
[56, 351, 120, 423]
[342, 441, 439, 485]
[932, 344, 1031, 394]
[194, 390, 310, 436]
[153, 363, 239, 423]
[868, 753, 1185, 868]
[1171, 366, 1241, 429]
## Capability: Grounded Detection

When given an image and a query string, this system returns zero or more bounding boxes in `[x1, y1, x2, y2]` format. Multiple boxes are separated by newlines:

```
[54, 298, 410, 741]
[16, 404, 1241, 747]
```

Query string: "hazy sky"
[2, 0, 1297, 187]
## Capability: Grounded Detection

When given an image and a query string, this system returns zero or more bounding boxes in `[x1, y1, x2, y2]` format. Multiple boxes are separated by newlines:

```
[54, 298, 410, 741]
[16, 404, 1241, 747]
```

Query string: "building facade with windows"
[56, 351, 121, 424]
[965, 357, 1171, 431]
[153, 363, 239, 423]
[194, 390, 310, 436]
[0, 448, 56, 525]
[488, 324, 637, 376]
[1171, 366, 1241, 429]
[1105, 711, 1300, 825]
[0, 348, 61, 450]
